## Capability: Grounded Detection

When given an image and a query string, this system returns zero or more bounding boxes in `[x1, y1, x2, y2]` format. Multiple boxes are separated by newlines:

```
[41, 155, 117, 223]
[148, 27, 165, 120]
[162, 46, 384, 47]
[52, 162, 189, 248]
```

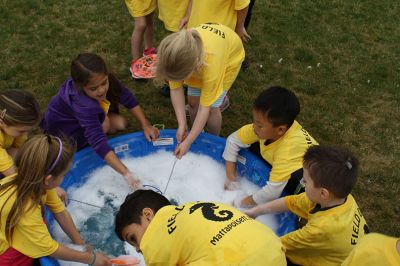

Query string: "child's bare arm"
[129, 105, 160, 141]
[53, 210, 84, 245]
[245, 197, 288, 218]
[236, 6, 251, 42]
[51, 245, 111, 266]
[179, 0, 192, 29]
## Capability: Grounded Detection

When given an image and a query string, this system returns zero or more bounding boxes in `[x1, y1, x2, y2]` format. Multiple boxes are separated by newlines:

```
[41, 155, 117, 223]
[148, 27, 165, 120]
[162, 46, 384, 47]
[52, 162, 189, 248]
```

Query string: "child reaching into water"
[157, 23, 245, 158]
[223, 87, 318, 207]
[0, 90, 40, 177]
[0, 135, 111, 265]
[245, 145, 369, 266]
[41, 53, 159, 189]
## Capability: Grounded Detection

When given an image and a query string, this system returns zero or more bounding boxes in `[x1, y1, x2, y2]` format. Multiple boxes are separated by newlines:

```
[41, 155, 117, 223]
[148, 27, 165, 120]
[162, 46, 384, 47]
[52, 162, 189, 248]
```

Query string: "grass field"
[1, 0, 399, 235]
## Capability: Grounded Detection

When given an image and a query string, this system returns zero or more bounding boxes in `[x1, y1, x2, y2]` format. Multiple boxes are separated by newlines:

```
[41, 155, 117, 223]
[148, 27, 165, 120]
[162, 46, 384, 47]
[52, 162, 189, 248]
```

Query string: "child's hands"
[179, 16, 189, 29]
[123, 171, 142, 191]
[143, 124, 160, 142]
[56, 187, 69, 206]
[224, 178, 241, 190]
[93, 251, 112, 266]
[176, 125, 188, 144]
[174, 140, 190, 159]
[244, 207, 259, 219]
[235, 26, 251, 43]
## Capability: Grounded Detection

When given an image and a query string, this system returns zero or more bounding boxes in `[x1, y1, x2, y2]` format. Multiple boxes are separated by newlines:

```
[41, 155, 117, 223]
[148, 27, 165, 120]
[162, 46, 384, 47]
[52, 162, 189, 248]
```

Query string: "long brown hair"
[70, 53, 122, 109]
[0, 90, 41, 127]
[0, 134, 75, 242]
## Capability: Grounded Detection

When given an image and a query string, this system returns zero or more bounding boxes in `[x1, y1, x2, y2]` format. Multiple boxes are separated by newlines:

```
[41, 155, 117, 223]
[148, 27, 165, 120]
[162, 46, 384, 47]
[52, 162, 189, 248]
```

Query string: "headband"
[47, 137, 63, 174]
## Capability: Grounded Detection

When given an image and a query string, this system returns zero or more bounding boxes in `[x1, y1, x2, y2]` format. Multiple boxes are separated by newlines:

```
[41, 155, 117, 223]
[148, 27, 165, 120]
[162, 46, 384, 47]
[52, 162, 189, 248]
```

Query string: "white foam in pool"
[53, 150, 277, 266]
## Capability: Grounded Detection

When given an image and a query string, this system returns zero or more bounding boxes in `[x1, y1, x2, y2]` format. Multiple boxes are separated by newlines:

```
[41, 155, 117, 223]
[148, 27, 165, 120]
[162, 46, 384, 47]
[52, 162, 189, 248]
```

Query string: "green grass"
[1, 0, 399, 235]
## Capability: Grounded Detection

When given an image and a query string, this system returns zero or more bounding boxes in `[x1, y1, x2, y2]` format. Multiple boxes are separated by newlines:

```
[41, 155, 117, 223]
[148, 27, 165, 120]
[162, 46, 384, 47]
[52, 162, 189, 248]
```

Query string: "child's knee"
[109, 114, 127, 131]
[102, 116, 111, 133]
[134, 17, 147, 32]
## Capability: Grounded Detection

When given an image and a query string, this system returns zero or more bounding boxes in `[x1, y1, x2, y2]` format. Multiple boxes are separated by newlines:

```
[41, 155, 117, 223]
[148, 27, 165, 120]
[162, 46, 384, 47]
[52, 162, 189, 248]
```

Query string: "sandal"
[130, 54, 158, 79]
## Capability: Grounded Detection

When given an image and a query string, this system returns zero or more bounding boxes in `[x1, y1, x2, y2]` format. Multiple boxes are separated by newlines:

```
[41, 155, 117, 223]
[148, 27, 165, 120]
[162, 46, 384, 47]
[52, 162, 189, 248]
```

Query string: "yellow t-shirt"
[158, 0, 190, 32]
[237, 120, 318, 182]
[125, 0, 156, 18]
[0, 174, 65, 258]
[141, 202, 286, 265]
[169, 23, 245, 106]
[187, 0, 250, 30]
[282, 193, 369, 266]
[342, 233, 400, 266]
[0, 131, 28, 173]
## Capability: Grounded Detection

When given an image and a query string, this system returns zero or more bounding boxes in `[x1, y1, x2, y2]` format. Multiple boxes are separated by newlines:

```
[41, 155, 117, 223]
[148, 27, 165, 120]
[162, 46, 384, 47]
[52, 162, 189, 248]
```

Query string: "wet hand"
[123, 172, 142, 191]
[174, 141, 190, 159]
[224, 178, 241, 190]
[93, 251, 112, 266]
[143, 124, 160, 142]
[179, 16, 189, 29]
[56, 187, 68, 206]
[244, 207, 259, 219]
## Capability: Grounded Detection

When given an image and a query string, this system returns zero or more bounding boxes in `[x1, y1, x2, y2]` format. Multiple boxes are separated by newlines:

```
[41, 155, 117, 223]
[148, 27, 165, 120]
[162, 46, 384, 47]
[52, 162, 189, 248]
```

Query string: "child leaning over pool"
[114, 189, 286, 265]
[245, 145, 369, 266]
[41, 53, 159, 189]
[223, 86, 318, 207]
[0, 90, 40, 177]
[0, 135, 110, 265]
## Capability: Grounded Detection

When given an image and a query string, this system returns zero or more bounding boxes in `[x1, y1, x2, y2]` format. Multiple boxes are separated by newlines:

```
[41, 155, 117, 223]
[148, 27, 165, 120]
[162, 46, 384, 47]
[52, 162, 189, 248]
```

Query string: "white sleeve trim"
[252, 181, 288, 204]
[222, 131, 250, 162]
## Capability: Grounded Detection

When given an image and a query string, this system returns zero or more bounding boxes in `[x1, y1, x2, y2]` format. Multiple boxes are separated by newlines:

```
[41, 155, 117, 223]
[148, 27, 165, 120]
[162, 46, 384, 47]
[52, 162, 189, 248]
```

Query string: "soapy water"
[53, 150, 277, 265]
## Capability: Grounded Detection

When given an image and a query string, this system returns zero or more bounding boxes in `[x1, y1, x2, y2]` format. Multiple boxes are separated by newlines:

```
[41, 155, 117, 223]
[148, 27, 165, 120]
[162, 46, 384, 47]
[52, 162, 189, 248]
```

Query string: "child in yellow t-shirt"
[223, 86, 318, 207]
[0, 135, 110, 265]
[341, 233, 400, 266]
[0, 90, 40, 177]
[156, 23, 245, 159]
[157, 0, 190, 32]
[245, 145, 369, 266]
[115, 189, 286, 265]
[124, 0, 157, 70]
[181, 0, 251, 42]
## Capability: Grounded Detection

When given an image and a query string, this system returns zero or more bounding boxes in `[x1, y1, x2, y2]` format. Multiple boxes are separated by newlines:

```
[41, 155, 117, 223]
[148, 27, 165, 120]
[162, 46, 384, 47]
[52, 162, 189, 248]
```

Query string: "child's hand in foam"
[124, 171, 142, 190]
[224, 178, 241, 191]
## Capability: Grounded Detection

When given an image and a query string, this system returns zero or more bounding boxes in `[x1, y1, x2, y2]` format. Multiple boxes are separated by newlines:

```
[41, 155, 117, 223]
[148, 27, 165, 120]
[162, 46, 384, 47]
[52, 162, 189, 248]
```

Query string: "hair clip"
[345, 161, 352, 170]
[0, 109, 6, 119]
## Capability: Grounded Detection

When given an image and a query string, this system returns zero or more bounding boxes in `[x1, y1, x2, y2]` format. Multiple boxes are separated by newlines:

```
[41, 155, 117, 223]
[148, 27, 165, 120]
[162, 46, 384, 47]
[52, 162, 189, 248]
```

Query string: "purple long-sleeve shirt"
[41, 77, 139, 158]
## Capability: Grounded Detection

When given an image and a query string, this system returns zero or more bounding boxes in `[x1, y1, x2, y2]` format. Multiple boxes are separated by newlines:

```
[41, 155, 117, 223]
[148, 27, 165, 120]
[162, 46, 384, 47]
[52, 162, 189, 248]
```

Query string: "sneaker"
[143, 47, 157, 56]
[219, 95, 230, 112]
[160, 83, 170, 97]
[130, 54, 158, 79]
[241, 58, 249, 70]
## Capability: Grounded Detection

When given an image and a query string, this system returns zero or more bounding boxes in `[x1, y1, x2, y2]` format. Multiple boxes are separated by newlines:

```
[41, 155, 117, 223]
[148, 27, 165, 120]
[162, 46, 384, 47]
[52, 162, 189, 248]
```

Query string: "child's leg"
[187, 95, 200, 125]
[107, 113, 128, 134]
[207, 108, 222, 135]
[102, 116, 111, 133]
[143, 12, 155, 50]
[131, 16, 147, 60]
[206, 90, 228, 135]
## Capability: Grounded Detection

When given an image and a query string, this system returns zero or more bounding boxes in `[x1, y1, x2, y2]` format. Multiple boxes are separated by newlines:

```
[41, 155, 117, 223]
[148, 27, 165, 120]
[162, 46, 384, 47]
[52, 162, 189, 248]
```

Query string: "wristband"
[89, 250, 96, 266]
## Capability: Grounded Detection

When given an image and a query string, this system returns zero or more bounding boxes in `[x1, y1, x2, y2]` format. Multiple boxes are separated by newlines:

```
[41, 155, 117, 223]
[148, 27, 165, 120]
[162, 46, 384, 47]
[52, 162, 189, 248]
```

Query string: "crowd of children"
[0, 1, 398, 266]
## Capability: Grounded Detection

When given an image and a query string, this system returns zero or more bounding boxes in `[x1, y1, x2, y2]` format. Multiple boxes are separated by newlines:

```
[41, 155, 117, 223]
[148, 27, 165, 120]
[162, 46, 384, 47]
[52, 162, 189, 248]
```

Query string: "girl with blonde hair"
[157, 23, 245, 158]
[0, 135, 111, 265]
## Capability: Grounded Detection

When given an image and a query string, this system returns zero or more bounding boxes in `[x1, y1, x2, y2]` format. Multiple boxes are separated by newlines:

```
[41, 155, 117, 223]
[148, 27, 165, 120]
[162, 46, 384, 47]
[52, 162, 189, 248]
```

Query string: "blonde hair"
[0, 90, 41, 127]
[156, 29, 205, 82]
[0, 134, 75, 242]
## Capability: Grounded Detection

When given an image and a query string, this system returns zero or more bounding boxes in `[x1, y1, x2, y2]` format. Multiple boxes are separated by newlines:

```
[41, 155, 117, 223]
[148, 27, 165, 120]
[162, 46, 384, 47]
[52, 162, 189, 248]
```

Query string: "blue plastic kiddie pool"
[40, 130, 296, 265]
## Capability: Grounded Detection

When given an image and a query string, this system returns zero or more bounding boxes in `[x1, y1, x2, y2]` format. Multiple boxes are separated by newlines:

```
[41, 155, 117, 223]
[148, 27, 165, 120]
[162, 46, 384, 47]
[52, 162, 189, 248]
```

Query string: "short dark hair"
[253, 86, 300, 127]
[115, 190, 170, 241]
[303, 145, 359, 198]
